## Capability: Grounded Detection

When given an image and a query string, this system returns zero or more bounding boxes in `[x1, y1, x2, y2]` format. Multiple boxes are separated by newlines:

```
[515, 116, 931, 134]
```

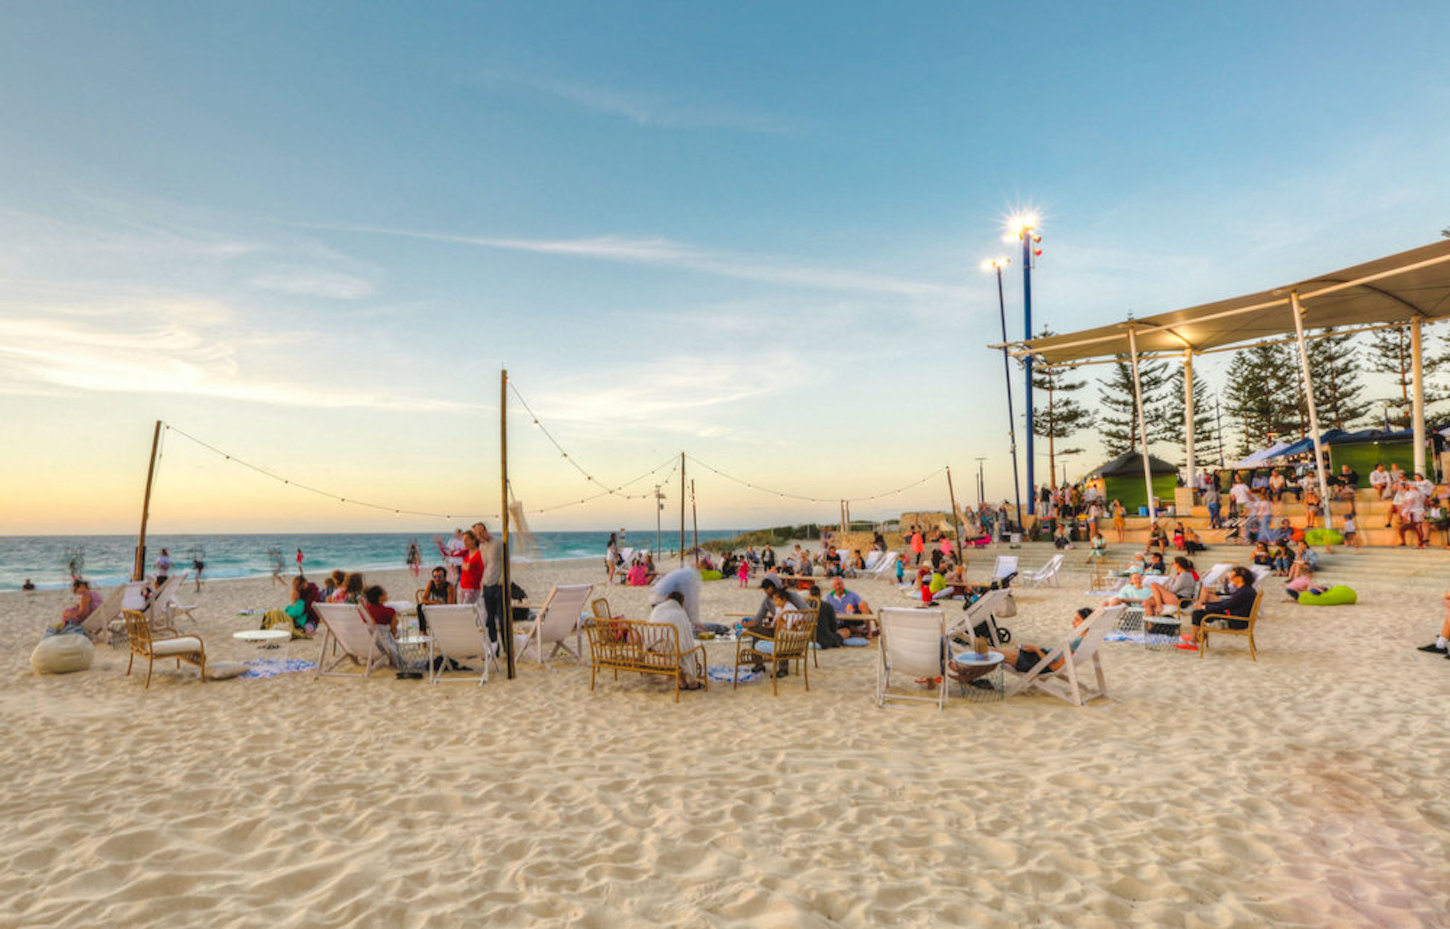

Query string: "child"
[1343, 509, 1360, 550]
[737, 555, 750, 588]
[895, 552, 906, 584]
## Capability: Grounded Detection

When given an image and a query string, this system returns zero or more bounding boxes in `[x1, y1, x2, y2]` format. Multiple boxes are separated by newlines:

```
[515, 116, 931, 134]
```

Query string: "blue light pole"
[984, 257, 1023, 535]
[1008, 215, 1041, 515]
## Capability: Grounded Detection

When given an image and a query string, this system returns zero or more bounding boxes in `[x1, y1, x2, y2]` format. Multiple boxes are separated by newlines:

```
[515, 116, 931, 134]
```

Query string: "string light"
[685, 454, 946, 505]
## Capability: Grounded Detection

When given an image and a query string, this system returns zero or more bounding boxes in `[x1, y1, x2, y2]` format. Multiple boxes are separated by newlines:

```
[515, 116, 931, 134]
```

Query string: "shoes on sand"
[1418, 642, 1448, 654]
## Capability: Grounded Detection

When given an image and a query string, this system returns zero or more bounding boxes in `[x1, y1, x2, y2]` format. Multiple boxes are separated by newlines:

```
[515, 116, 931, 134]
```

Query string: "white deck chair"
[876, 607, 948, 710]
[156, 573, 198, 624]
[1006, 604, 1122, 706]
[514, 583, 593, 669]
[79, 586, 126, 642]
[423, 603, 497, 685]
[313, 602, 390, 678]
[946, 589, 1009, 648]
[1022, 553, 1064, 588]
[990, 555, 1019, 587]
[865, 550, 899, 579]
[1198, 563, 1234, 593]
[1246, 565, 1273, 588]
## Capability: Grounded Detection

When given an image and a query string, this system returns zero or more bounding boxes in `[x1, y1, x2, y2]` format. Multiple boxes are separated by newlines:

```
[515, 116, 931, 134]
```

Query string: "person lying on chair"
[947, 607, 1095, 687]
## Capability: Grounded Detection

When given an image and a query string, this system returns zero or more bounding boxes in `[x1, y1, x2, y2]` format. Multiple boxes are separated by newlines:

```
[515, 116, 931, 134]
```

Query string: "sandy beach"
[3, 546, 1449, 928]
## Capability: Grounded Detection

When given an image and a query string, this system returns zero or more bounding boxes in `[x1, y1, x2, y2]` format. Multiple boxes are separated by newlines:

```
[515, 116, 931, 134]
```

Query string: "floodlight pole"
[1022, 233, 1035, 515]
[993, 264, 1025, 534]
[1126, 325, 1157, 522]
[1183, 349, 1196, 492]
[1411, 316, 1426, 478]
[1289, 292, 1334, 526]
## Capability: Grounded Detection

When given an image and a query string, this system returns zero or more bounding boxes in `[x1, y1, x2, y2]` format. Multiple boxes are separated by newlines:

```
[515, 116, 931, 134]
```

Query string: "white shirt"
[1230, 482, 1252, 505]
[1369, 469, 1390, 488]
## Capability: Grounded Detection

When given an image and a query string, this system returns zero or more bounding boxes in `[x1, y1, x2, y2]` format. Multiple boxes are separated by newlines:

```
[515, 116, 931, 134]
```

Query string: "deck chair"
[1196, 589, 1264, 661]
[946, 589, 1010, 648]
[990, 555, 1019, 588]
[1198, 563, 1235, 593]
[121, 608, 206, 689]
[876, 607, 948, 709]
[1022, 554, 1064, 588]
[313, 602, 391, 678]
[423, 603, 497, 685]
[156, 573, 198, 624]
[514, 584, 593, 669]
[1006, 604, 1122, 706]
[734, 609, 815, 695]
[865, 550, 899, 579]
[78, 586, 126, 642]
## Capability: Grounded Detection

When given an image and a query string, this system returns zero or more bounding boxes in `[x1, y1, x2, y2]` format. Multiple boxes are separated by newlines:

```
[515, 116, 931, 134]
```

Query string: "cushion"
[206, 660, 249, 680]
[842, 637, 870, 647]
[31, 634, 95, 674]
[1304, 529, 1343, 546]
[150, 636, 204, 657]
[754, 640, 775, 654]
[1298, 585, 1357, 606]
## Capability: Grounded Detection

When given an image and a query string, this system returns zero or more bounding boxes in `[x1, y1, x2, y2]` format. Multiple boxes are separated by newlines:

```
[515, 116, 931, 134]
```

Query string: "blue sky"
[4, 1, 1448, 533]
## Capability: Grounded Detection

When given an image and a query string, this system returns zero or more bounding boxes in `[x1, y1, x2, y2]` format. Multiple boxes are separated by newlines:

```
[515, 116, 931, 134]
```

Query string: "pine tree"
[1032, 338, 1095, 489]
[1223, 343, 1301, 453]
[1096, 354, 1169, 458]
[1305, 327, 1368, 430]
[1366, 325, 1414, 428]
[1163, 363, 1217, 467]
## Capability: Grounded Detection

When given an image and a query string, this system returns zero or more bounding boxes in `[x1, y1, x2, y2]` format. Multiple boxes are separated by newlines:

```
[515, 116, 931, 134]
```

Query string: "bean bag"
[31, 633, 95, 674]
[1304, 529, 1343, 546]
[1297, 585, 1357, 606]
[205, 660, 250, 680]
[698, 570, 723, 582]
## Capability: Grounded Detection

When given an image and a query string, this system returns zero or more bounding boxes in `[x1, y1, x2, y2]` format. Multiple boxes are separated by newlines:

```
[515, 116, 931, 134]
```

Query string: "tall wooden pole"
[500, 369, 515, 680]
[690, 479, 699, 568]
[945, 466, 963, 558]
[133, 420, 162, 582]
[679, 452, 687, 568]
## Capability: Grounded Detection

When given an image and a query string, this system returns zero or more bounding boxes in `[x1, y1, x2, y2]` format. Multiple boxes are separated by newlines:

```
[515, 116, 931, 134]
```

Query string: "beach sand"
[2, 550, 1448, 927]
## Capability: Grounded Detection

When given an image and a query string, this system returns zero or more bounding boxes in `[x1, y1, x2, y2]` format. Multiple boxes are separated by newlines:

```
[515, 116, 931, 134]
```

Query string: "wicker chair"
[1196, 589, 1264, 661]
[733, 609, 816, 695]
[121, 608, 206, 689]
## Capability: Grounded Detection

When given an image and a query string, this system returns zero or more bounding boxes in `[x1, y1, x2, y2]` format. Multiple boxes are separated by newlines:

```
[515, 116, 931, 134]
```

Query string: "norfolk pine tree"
[1096, 354, 1170, 457]
[1032, 342, 1095, 490]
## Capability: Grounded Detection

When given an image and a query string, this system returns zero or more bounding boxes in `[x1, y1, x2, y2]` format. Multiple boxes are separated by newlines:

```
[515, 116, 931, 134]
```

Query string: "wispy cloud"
[0, 312, 472, 413]
[466, 68, 793, 134]
[283, 221, 969, 302]
[250, 267, 375, 299]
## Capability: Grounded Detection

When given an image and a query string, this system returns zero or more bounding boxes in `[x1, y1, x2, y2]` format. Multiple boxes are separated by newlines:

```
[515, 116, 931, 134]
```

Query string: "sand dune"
[2, 553, 1448, 927]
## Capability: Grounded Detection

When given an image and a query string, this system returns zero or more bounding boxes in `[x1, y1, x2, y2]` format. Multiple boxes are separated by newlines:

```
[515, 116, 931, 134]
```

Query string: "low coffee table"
[952, 649, 1005, 702]
[233, 629, 292, 650]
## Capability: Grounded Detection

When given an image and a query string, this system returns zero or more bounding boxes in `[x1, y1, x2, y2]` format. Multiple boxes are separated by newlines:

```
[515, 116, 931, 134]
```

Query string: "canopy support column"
[1289, 292, 1333, 527]
[1412, 316, 1427, 478]
[1183, 349, 1196, 494]
[1126, 326, 1156, 522]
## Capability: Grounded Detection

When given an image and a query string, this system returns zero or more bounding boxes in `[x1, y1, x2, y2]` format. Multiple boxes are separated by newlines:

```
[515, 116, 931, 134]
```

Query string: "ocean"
[0, 530, 746, 591]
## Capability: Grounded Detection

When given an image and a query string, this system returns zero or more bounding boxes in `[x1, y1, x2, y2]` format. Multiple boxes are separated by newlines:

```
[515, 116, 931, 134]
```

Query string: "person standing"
[406, 540, 421, 579]
[154, 548, 173, 588]
[473, 522, 505, 644]
[457, 531, 483, 604]
[1204, 483, 1222, 529]
[295, 548, 304, 575]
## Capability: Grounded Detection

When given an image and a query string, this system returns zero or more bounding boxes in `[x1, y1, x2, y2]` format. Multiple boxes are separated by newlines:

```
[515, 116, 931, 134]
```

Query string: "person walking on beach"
[295, 548, 304, 574]
[191, 551, 205, 591]
[269, 548, 286, 587]
[154, 548, 172, 588]
[406, 540, 421, 579]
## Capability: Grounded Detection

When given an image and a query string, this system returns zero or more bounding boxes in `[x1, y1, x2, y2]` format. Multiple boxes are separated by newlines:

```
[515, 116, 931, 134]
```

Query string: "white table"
[233, 629, 292, 650]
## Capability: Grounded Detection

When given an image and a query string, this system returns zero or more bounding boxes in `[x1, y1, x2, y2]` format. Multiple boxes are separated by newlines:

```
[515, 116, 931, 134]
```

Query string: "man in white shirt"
[1369, 464, 1392, 498]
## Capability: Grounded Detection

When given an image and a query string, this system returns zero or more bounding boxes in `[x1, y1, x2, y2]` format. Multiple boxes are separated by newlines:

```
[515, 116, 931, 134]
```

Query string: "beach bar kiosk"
[1085, 452, 1179, 513]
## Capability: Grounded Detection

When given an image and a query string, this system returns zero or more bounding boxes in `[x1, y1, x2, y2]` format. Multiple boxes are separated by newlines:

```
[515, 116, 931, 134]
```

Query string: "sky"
[4, 1, 1449, 535]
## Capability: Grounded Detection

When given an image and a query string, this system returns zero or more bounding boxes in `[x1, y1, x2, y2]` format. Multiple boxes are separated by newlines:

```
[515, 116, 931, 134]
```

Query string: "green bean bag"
[699, 570, 724, 582]
[1298, 585, 1356, 606]
[1304, 529, 1343, 546]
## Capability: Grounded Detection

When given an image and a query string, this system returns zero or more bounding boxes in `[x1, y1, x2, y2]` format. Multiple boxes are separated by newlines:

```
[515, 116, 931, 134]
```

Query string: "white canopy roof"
[1010, 240, 1450, 365]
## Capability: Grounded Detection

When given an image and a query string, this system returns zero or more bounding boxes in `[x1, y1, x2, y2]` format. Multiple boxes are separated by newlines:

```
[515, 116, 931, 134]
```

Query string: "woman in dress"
[1111, 500, 1127, 542]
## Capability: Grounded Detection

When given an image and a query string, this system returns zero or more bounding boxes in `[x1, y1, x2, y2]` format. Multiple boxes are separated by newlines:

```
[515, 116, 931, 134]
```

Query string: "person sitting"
[360, 584, 402, 666]
[625, 555, 651, 586]
[1144, 557, 1198, 625]
[1178, 566, 1257, 650]
[1085, 524, 1107, 562]
[1104, 571, 1154, 609]
[1286, 541, 1318, 581]
[1270, 541, 1293, 576]
[806, 584, 846, 649]
[1334, 463, 1360, 500]
[53, 579, 102, 632]
[823, 575, 871, 617]
[21, 578, 36, 591]
[648, 586, 703, 690]
[1147, 522, 1168, 550]
[1415, 590, 1450, 658]
[1143, 551, 1168, 576]
[330, 572, 364, 603]
[1182, 526, 1206, 554]
[1251, 541, 1273, 569]
[1171, 523, 1186, 550]
[948, 607, 1095, 685]
[262, 574, 319, 638]
[932, 562, 971, 600]
[420, 566, 456, 605]
[319, 569, 345, 602]
[743, 574, 807, 635]
[848, 550, 867, 576]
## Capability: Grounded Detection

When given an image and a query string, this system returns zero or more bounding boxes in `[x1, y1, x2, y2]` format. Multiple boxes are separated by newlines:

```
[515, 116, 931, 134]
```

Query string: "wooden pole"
[133, 420, 162, 582]
[679, 452, 686, 568]
[690, 479, 699, 568]
[945, 466, 963, 556]
[501, 369, 515, 680]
